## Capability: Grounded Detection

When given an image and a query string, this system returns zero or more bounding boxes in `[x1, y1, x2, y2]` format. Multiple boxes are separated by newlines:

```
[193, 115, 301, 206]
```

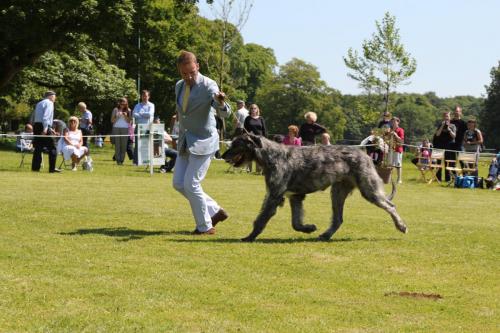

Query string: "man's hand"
[215, 91, 226, 104]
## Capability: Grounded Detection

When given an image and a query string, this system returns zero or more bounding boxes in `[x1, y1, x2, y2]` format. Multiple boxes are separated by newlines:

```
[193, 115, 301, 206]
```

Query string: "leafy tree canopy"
[481, 61, 500, 149]
[0, 0, 136, 93]
[256, 58, 345, 139]
[344, 12, 417, 114]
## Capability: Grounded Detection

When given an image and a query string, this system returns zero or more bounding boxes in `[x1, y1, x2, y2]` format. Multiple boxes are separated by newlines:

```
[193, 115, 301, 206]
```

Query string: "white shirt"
[235, 107, 249, 128]
[33, 98, 54, 132]
[80, 110, 93, 129]
[133, 101, 155, 125]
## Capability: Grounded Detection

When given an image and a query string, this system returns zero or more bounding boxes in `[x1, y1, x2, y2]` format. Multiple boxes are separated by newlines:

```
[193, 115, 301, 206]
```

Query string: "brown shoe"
[211, 208, 229, 227]
[192, 227, 216, 235]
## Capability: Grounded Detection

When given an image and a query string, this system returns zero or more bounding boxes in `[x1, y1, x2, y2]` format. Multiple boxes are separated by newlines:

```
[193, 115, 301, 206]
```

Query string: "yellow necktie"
[182, 84, 190, 113]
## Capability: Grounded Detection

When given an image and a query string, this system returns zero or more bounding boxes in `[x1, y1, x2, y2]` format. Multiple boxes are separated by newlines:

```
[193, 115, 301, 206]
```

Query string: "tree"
[0, 0, 136, 93]
[2, 37, 137, 134]
[256, 58, 345, 139]
[344, 12, 417, 114]
[393, 98, 437, 143]
[234, 43, 277, 103]
[481, 61, 500, 149]
[205, 0, 253, 90]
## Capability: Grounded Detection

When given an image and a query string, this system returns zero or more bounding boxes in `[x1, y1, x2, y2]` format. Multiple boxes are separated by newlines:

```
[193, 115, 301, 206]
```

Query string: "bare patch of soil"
[385, 291, 443, 300]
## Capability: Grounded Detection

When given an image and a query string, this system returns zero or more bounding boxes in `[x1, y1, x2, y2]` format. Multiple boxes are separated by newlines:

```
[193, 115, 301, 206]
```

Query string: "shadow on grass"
[59, 227, 403, 243]
[167, 236, 402, 244]
[59, 227, 193, 242]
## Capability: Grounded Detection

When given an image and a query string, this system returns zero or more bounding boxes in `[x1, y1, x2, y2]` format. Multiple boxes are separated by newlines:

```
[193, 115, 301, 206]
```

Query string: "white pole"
[149, 123, 153, 175]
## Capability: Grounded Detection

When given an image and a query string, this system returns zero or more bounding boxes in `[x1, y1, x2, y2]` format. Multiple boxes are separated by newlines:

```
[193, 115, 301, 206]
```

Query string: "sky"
[198, 0, 500, 98]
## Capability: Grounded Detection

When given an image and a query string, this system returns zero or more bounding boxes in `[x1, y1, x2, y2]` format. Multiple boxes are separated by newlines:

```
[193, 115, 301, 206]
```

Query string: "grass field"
[0, 142, 498, 332]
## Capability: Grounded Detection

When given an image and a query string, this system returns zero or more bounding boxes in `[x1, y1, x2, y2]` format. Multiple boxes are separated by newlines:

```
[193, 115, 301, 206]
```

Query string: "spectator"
[283, 125, 302, 146]
[77, 102, 93, 147]
[360, 130, 388, 166]
[31, 91, 59, 173]
[389, 117, 405, 184]
[16, 124, 34, 152]
[160, 129, 178, 173]
[451, 105, 467, 153]
[233, 100, 248, 136]
[299, 111, 326, 146]
[61, 116, 89, 171]
[170, 114, 180, 138]
[244, 104, 267, 137]
[153, 117, 177, 173]
[214, 108, 224, 159]
[433, 111, 456, 182]
[126, 117, 135, 161]
[244, 104, 267, 173]
[463, 118, 484, 153]
[377, 111, 392, 129]
[485, 151, 500, 189]
[321, 133, 331, 146]
[111, 97, 131, 165]
[411, 138, 433, 169]
[133, 90, 155, 164]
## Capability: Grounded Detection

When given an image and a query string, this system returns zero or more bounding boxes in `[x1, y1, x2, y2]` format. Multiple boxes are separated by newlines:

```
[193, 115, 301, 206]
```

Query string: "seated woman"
[61, 116, 89, 171]
[283, 125, 302, 146]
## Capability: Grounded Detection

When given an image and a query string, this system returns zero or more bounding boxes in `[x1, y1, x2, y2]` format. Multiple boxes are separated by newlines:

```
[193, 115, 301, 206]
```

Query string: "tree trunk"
[0, 64, 22, 94]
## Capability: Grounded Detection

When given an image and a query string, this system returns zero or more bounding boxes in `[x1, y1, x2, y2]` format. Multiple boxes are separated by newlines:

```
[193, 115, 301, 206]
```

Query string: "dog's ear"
[247, 133, 263, 148]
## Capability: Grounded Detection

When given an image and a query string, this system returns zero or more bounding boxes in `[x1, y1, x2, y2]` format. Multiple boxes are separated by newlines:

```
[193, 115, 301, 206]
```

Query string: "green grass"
[0, 142, 498, 332]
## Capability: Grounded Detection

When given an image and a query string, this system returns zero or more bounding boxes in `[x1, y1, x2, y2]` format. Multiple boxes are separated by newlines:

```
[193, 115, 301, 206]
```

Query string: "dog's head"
[222, 133, 263, 167]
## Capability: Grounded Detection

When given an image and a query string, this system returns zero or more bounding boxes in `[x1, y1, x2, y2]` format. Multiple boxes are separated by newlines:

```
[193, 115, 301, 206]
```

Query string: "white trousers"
[172, 153, 220, 232]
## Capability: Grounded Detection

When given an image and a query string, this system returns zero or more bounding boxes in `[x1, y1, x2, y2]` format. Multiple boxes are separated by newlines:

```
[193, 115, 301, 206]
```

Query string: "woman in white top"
[111, 97, 131, 165]
[62, 116, 89, 170]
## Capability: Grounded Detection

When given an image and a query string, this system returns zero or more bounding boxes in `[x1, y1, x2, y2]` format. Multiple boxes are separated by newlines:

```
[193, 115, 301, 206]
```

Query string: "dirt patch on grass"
[385, 291, 443, 300]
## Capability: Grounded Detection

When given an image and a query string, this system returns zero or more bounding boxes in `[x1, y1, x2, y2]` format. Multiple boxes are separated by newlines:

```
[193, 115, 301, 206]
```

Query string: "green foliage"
[114, 0, 201, 121]
[393, 98, 437, 142]
[256, 58, 346, 138]
[344, 12, 417, 113]
[231, 43, 277, 103]
[3, 40, 137, 133]
[481, 61, 500, 149]
[0, 0, 135, 93]
[341, 95, 378, 142]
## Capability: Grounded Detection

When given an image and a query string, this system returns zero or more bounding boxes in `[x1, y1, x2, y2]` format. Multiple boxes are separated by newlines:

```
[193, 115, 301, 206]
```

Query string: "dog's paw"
[303, 224, 317, 233]
[318, 233, 332, 242]
[241, 236, 256, 242]
[396, 224, 408, 234]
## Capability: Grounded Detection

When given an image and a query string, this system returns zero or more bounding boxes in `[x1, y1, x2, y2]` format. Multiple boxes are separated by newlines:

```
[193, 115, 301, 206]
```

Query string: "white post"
[149, 122, 153, 175]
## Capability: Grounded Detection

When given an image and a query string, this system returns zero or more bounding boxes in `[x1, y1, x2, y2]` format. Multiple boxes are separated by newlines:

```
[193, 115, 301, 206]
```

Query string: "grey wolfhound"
[221, 134, 408, 242]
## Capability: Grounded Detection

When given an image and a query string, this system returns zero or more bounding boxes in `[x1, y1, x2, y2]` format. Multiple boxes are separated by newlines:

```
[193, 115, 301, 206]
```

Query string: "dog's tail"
[386, 178, 397, 201]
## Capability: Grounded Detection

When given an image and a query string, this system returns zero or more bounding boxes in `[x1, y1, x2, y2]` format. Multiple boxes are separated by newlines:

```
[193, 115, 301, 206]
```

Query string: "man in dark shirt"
[450, 105, 467, 152]
[299, 111, 327, 146]
[433, 111, 456, 182]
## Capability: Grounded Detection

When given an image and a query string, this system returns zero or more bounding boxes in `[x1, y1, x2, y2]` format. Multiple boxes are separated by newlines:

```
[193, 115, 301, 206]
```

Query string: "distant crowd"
[15, 91, 500, 189]
[15, 50, 498, 239]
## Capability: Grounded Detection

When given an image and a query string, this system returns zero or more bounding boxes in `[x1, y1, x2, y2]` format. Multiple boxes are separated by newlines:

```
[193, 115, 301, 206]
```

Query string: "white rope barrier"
[1, 132, 496, 157]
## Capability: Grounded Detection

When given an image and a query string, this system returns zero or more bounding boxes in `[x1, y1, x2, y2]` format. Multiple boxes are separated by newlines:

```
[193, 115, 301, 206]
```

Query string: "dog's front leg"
[241, 193, 281, 242]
